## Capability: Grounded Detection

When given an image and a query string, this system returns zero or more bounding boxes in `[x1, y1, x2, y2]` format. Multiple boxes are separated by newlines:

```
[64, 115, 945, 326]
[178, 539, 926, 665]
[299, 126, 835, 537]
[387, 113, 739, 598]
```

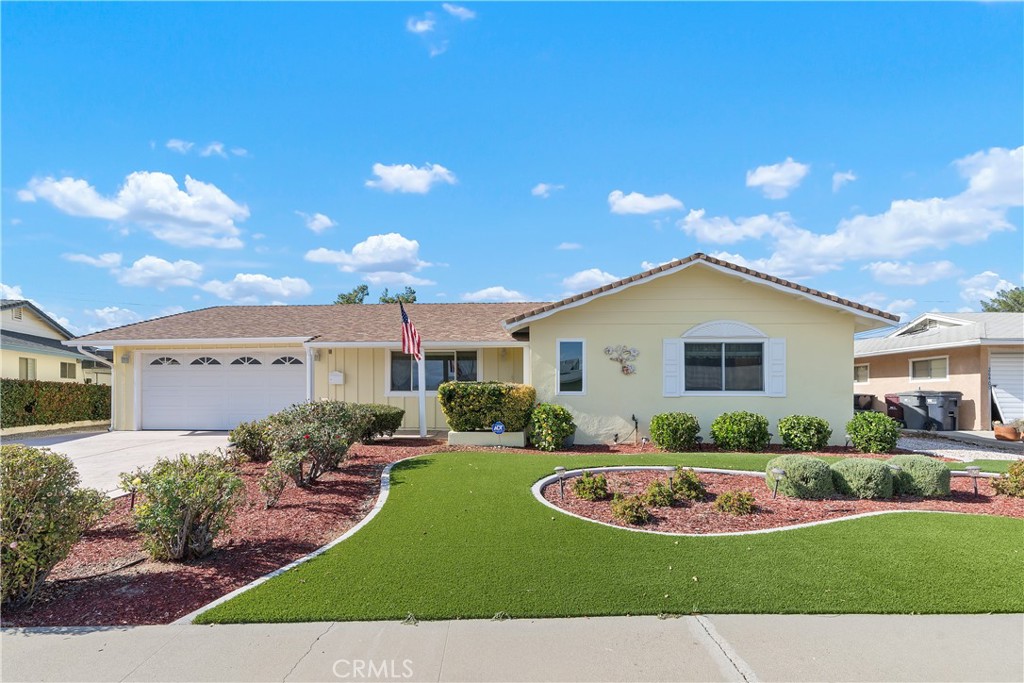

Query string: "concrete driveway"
[11, 431, 231, 496]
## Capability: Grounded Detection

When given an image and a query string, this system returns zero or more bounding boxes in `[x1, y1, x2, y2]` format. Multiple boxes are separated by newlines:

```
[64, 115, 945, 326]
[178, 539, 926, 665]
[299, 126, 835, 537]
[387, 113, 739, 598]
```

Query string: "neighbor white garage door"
[990, 352, 1024, 424]
[140, 351, 306, 430]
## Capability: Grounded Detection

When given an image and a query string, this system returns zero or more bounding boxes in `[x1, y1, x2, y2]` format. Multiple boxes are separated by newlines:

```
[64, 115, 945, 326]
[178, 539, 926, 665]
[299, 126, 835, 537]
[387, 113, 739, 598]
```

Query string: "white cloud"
[305, 233, 433, 287]
[556, 242, 582, 250]
[0, 283, 77, 333]
[406, 14, 435, 34]
[532, 182, 564, 198]
[679, 209, 797, 245]
[562, 268, 620, 295]
[365, 162, 456, 194]
[21, 171, 248, 249]
[959, 271, 1017, 304]
[363, 272, 436, 287]
[428, 42, 449, 58]
[832, 170, 857, 192]
[461, 286, 526, 302]
[640, 258, 678, 271]
[231, 148, 248, 157]
[0, 283, 25, 299]
[608, 190, 683, 215]
[442, 3, 476, 20]
[166, 139, 194, 154]
[862, 260, 961, 286]
[10, 218, 23, 226]
[200, 141, 227, 158]
[746, 157, 810, 199]
[296, 211, 337, 234]
[885, 298, 916, 322]
[117, 255, 203, 289]
[86, 306, 142, 330]
[201, 273, 312, 304]
[63, 252, 123, 269]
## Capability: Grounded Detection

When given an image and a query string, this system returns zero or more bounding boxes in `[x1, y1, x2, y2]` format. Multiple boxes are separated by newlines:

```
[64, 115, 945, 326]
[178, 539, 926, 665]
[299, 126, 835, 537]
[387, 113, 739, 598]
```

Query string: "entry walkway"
[3, 614, 1021, 682]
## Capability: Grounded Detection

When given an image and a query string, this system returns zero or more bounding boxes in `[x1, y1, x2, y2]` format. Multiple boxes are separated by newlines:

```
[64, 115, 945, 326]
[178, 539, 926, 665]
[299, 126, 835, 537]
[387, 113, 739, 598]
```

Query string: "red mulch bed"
[544, 470, 1023, 535]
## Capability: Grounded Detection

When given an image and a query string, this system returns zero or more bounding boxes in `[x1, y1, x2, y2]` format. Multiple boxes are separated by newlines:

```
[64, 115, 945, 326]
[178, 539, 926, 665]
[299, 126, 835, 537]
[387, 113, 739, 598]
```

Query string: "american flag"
[400, 302, 422, 360]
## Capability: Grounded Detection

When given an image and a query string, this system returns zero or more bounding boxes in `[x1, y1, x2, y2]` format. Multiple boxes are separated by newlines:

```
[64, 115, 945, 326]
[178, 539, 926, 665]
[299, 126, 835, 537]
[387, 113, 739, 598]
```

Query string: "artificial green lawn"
[197, 452, 1023, 623]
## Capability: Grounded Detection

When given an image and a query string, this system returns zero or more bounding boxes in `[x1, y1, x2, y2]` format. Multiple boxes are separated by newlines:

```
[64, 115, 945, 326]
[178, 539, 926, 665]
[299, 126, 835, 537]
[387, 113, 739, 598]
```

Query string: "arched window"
[272, 356, 303, 365]
[150, 357, 180, 366]
[191, 356, 221, 365]
[231, 356, 261, 365]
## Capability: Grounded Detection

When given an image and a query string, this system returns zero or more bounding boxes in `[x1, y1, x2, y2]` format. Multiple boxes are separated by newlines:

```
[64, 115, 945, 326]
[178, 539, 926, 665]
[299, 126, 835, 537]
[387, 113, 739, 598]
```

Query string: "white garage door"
[991, 352, 1024, 424]
[141, 351, 306, 430]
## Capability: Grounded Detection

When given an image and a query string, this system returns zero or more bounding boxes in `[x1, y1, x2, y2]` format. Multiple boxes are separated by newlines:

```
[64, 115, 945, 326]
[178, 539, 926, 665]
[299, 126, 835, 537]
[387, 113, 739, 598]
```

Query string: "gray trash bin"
[924, 391, 962, 431]
[896, 392, 933, 430]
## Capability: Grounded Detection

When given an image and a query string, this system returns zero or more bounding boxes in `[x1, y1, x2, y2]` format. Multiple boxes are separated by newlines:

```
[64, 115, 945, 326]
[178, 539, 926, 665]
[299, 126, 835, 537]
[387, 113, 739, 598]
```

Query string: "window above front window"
[389, 350, 478, 393]
[911, 356, 948, 381]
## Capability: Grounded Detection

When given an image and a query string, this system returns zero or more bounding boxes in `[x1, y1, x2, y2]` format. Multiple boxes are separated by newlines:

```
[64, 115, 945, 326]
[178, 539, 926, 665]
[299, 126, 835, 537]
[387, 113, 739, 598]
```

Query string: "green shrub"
[611, 494, 652, 525]
[830, 458, 894, 499]
[359, 404, 406, 443]
[887, 454, 951, 497]
[644, 479, 676, 507]
[778, 415, 832, 451]
[765, 455, 835, 499]
[0, 378, 111, 427]
[710, 411, 771, 451]
[572, 471, 609, 501]
[530, 403, 576, 451]
[714, 490, 756, 515]
[649, 412, 701, 451]
[266, 401, 365, 486]
[991, 460, 1024, 498]
[119, 451, 244, 562]
[229, 419, 273, 462]
[846, 412, 901, 454]
[673, 467, 707, 502]
[1, 445, 109, 607]
[437, 382, 536, 432]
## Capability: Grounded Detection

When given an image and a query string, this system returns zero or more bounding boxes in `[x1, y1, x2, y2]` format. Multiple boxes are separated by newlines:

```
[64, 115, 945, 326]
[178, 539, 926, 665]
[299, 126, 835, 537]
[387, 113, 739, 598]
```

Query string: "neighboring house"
[68, 254, 897, 443]
[1, 299, 99, 383]
[854, 312, 1024, 430]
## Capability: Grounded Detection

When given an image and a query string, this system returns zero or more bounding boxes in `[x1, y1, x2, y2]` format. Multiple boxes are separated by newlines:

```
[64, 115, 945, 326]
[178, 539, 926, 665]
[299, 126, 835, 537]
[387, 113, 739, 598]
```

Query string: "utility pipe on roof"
[75, 346, 115, 431]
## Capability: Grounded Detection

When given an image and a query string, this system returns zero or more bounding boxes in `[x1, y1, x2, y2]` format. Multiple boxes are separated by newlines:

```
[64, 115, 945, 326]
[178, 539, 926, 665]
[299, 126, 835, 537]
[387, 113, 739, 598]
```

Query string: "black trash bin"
[924, 391, 962, 431]
[896, 392, 936, 430]
[884, 394, 905, 425]
[854, 393, 875, 413]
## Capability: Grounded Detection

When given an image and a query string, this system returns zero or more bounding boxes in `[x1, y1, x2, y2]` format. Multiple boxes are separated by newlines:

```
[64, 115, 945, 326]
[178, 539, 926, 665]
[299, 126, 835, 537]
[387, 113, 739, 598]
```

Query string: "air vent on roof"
[11, 307, 23, 320]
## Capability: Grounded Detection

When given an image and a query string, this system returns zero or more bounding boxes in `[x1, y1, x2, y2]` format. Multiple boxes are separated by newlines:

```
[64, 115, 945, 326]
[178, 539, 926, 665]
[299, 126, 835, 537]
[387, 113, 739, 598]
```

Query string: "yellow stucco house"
[1, 299, 109, 385]
[68, 254, 897, 444]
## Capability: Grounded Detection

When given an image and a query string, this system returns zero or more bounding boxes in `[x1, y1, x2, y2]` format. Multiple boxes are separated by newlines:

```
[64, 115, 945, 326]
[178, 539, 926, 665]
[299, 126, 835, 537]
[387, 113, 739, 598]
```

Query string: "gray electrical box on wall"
[328, 371, 345, 385]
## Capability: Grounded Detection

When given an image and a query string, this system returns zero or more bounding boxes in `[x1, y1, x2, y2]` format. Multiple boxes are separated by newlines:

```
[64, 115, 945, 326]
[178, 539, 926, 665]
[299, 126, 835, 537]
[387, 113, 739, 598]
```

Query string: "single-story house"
[67, 253, 897, 444]
[1, 298, 105, 384]
[854, 312, 1024, 429]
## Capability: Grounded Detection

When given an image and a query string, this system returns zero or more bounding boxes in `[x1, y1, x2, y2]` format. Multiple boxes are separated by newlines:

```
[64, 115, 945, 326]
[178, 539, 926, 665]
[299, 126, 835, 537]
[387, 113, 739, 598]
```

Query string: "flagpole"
[417, 356, 427, 438]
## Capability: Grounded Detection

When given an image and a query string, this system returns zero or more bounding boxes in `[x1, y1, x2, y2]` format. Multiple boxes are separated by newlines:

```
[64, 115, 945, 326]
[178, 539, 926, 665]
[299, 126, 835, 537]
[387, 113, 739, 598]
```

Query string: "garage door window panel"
[231, 356, 262, 365]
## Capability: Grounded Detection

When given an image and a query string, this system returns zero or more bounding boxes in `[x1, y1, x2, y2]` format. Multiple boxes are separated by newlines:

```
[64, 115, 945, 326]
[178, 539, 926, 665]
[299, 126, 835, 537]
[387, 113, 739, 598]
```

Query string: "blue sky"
[3, 2, 1022, 335]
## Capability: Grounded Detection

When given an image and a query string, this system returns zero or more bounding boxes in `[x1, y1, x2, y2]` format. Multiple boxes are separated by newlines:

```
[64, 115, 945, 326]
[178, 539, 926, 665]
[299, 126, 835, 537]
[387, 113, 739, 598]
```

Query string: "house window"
[911, 356, 948, 381]
[150, 357, 180, 366]
[389, 350, 478, 392]
[272, 356, 303, 365]
[191, 356, 221, 365]
[231, 356, 261, 365]
[60, 362, 77, 379]
[854, 364, 870, 383]
[557, 340, 585, 394]
[18, 357, 36, 380]
[684, 342, 764, 392]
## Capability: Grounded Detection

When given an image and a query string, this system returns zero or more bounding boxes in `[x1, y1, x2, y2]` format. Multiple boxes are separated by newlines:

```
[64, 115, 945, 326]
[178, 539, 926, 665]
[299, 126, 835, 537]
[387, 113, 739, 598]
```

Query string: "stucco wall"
[527, 263, 861, 445]
[1, 349, 82, 383]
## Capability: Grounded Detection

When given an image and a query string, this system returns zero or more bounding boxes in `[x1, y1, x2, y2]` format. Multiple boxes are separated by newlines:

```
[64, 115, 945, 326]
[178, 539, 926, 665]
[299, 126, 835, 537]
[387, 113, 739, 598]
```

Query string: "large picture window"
[389, 350, 478, 392]
[557, 340, 585, 394]
[684, 342, 764, 392]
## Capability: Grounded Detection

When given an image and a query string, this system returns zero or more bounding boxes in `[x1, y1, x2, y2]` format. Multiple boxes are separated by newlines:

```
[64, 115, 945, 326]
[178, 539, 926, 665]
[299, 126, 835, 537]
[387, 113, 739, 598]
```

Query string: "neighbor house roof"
[69, 303, 544, 346]
[2, 329, 91, 360]
[855, 312, 1024, 358]
[1, 298, 78, 340]
[503, 253, 900, 329]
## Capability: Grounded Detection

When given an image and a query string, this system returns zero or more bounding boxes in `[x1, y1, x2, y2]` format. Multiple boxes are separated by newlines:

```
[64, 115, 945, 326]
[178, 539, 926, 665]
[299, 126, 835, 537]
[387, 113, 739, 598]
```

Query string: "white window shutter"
[663, 339, 681, 397]
[766, 338, 786, 397]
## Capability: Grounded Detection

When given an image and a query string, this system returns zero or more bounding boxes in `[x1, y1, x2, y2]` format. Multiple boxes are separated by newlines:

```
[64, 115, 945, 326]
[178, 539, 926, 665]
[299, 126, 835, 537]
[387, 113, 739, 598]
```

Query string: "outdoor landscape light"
[966, 466, 981, 496]
[554, 466, 566, 499]
[663, 465, 675, 493]
[770, 467, 787, 499]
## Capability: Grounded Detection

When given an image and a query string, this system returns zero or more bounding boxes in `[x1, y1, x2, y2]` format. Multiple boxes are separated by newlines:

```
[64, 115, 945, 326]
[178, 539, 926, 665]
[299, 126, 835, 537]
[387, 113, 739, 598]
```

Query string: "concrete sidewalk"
[3, 614, 1021, 682]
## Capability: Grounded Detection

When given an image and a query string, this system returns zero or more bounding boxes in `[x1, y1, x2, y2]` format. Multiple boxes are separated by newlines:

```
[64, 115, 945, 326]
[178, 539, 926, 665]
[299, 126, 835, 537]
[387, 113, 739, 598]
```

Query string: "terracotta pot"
[994, 425, 1020, 442]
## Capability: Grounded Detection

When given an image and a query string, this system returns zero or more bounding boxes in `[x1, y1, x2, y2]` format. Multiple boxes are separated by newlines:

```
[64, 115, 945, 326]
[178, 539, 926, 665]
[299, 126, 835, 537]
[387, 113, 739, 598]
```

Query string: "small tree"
[980, 286, 1024, 313]
[379, 287, 417, 303]
[335, 285, 369, 304]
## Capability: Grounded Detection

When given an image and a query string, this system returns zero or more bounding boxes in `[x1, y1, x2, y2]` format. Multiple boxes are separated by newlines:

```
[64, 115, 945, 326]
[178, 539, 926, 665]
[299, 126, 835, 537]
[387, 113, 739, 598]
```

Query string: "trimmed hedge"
[711, 411, 771, 451]
[765, 454, 835, 499]
[777, 415, 832, 451]
[830, 458, 894, 499]
[437, 382, 536, 432]
[1, 379, 111, 428]
[649, 412, 701, 451]
[887, 454, 951, 497]
[846, 412, 901, 454]
[358, 404, 406, 443]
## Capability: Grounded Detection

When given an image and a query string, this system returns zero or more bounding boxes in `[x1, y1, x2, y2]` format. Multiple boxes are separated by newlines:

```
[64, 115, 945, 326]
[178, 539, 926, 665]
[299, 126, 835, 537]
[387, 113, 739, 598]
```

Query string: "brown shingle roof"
[71, 303, 545, 344]
[503, 253, 900, 327]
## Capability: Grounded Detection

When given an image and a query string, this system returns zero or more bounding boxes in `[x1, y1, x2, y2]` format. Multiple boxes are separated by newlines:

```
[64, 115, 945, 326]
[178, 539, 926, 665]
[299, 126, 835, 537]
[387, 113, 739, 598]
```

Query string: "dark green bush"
[611, 494, 652, 525]
[437, 382, 536, 432]
[765, 455, 835, 499]
[572, 471, 609, 501]
[530, 403, 576, 451]
[119, 451, 244, 562]
[992, 460, 1024, 498]
[778, 415, 832, 451]
[358, 404, 406, 442]
[846, 412, 901, 454]
[268, 402, 359, 487]
[887, 454, 951, 497]
[644, 479, 676, 507]
[649, 412, 701, 451]
[710, 411, 771, 451]
[229, 419, 273, 462]
[1, 445, 109, 607]
[713, 490, 756, 515]
[1, 378, 111, 427]
[830, 458, 894, 499]
[673, 467, 707, 501]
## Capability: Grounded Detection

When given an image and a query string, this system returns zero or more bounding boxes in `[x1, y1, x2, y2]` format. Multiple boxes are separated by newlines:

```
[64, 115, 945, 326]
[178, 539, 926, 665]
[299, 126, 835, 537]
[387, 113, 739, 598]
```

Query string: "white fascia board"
[854, 339, 981, 359]
[4, 342, 91, 360]
[63, 337, 310, 347]
[504, 259, 896, 331]
[886, 312, 971, 338]
[304, 340, 529, 349]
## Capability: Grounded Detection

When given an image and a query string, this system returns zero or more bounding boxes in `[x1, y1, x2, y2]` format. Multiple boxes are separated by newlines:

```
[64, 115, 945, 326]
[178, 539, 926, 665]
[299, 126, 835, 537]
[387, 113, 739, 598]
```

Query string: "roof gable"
[1, 299, 76, 340]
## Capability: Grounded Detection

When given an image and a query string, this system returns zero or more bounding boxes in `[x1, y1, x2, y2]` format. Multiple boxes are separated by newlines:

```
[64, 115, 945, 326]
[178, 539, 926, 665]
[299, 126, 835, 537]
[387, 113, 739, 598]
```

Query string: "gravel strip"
[898, 436, 1023, 462]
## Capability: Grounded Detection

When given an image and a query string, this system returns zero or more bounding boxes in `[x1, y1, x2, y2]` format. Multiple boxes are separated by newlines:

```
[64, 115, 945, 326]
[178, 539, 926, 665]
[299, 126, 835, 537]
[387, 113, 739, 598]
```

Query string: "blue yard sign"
[492, 421, 506, 435]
